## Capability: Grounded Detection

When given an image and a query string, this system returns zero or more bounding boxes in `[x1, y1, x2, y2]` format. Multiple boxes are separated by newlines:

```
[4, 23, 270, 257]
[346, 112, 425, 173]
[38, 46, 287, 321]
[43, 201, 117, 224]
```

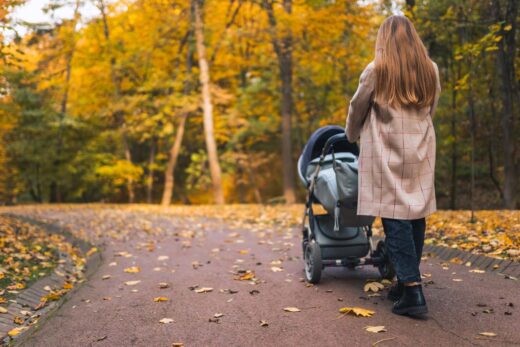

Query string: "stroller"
[297, 125, 395, 283]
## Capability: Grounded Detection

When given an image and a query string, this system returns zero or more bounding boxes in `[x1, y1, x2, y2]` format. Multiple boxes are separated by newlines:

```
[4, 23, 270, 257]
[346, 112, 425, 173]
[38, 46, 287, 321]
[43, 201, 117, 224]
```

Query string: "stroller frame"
[300, 131, 395, 283]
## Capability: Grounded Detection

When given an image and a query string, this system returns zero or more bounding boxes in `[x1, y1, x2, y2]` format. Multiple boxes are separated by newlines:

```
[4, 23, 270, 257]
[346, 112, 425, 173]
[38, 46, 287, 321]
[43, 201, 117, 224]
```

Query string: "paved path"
[4, 206, 520, 347]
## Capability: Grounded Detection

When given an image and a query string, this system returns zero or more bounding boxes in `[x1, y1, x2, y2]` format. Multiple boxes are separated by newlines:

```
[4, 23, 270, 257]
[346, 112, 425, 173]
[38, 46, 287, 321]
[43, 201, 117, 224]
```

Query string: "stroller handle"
[321, 133, 352, 158]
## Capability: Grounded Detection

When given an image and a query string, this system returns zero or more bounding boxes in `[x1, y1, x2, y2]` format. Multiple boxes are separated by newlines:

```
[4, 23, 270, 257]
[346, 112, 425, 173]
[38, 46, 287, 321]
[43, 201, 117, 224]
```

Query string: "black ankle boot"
[392, 285, 427, 316]
[387, 281, 404, 301]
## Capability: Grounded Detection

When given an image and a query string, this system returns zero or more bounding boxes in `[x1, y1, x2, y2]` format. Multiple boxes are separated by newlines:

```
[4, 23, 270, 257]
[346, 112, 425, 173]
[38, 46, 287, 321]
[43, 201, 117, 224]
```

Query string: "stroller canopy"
[298, 125, 359, 183]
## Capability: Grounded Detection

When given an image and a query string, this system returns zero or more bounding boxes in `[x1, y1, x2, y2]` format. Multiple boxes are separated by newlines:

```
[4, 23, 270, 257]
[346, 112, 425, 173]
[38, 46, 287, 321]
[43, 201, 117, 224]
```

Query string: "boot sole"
[392, 304, 428, 316]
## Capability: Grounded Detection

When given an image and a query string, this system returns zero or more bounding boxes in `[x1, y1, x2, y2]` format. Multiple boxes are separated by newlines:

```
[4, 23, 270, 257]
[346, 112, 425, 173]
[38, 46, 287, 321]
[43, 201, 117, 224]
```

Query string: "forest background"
[0, 0, 518, 209]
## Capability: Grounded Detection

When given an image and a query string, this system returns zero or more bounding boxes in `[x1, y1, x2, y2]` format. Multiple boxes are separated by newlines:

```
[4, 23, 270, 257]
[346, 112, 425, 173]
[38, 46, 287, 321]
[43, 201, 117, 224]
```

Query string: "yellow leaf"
[339, 307, 375, 317]
[8, 327, 27, 337]
[124, 266, 141, 273]
[0, 307, 8, 314]
[86, 247, 98, 257]
[153, 297, 169, 302]
[62, 283, 74, 290]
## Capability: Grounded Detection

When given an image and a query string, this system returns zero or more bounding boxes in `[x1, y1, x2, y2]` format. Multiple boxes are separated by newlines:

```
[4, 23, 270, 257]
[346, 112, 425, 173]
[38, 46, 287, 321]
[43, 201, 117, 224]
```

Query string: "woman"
[345, 15, 441, 316]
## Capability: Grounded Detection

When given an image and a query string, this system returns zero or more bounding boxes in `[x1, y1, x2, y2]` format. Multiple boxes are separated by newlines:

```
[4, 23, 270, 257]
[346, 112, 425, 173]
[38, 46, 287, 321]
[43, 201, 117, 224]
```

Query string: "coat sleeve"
[345, 63, 375, 142]
[430, 61, 441, 119]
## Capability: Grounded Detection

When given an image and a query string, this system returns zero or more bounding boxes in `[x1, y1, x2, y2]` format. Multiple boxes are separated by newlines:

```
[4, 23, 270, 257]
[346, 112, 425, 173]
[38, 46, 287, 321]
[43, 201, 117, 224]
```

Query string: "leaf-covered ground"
[2, 205, 518, 260]
[0, 215, 86, 336]
[0, 204, 518, 346]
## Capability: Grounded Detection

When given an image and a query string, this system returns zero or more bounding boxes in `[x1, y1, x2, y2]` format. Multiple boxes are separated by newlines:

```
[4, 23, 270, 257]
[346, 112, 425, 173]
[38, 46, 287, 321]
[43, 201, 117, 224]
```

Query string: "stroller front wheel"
[304, 241, 322, 284]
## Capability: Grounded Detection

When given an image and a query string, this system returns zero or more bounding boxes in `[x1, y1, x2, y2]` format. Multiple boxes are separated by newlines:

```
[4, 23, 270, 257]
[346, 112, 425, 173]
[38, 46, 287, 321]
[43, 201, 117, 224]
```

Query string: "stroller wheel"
[304, 241, 322, 284]
[376, 240, 396, 280]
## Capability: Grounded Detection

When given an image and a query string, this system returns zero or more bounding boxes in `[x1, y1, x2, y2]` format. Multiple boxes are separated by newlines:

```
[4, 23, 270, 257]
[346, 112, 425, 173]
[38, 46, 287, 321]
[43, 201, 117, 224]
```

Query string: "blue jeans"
[381, 218, 425, 283]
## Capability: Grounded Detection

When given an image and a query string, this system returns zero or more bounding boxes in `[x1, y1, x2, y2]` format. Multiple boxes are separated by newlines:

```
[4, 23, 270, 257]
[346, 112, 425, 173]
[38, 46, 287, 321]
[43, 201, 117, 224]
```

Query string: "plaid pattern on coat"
[345, 61, 441, 220]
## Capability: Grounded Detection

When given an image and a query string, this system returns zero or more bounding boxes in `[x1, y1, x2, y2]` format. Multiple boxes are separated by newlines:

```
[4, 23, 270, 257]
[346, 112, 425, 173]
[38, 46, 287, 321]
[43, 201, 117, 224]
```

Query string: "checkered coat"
[345, 61, 441, 220]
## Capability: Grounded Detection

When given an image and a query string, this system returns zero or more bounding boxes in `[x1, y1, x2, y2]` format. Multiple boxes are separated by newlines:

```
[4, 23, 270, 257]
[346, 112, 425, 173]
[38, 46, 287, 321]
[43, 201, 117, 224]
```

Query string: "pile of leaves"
[0, 215, 84, 310]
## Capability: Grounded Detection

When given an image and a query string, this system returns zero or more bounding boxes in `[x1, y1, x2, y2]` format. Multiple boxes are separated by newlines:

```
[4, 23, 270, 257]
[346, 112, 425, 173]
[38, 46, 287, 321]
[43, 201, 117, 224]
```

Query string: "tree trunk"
[146, 138, 156, 204]
[98, 0, 135, 203]
[263, 0, 296, 203]
[50, 0, 81, 203]
[193, 0, 225, 204]
[492, 0, 518, 209]
[161, 113, 188, 206]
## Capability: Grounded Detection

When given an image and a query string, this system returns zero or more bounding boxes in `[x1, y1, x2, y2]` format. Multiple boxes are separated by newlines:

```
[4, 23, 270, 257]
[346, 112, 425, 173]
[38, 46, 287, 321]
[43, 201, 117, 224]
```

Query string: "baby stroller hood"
[298, 125, 359, 187]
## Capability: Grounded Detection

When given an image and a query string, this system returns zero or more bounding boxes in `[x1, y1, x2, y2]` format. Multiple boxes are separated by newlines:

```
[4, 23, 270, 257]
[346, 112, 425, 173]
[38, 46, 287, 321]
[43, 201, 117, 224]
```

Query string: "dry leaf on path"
[0, 307, 8, 314]
[271, 266, 283, 272]
[124, 266, 140, 273]
[479, 332, 497, 337]
[157, 255, 169, 261]
[283, 307, 301, 312]
[102, 275, 111, 280]
[365, 326, 386, 333]
[154, 297, 169, 302]
[364, 282, 384, 293]
[469, 269, 485, 273]
[339, 307, 375, 317]
[159, 318, 174, 324]
[159, 282, 169, 289]
[194, 287, 213, 293]
[124, 280, 141, 286]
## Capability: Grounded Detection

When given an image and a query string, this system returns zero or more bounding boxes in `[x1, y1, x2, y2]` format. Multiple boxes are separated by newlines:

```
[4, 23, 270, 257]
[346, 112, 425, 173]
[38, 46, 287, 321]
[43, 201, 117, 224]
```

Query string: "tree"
[193, 0, 225, 204]
[262, 0, 296, 203]
[491, 0, 518, 209]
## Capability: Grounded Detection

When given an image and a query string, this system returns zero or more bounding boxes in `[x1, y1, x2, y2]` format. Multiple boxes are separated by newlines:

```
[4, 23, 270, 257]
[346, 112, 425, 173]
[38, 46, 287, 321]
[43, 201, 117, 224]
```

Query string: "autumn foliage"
[0, 0, 518, 208]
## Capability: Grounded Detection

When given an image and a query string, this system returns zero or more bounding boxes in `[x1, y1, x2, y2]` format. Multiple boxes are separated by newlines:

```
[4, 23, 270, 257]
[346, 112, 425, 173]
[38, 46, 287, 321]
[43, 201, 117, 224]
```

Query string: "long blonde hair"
[374, 15, 436, 108]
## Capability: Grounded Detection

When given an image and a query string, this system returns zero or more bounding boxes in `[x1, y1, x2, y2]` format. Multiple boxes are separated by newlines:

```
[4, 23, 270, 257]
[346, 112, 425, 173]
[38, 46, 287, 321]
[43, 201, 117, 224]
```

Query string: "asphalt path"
[5, 207, 519, 347]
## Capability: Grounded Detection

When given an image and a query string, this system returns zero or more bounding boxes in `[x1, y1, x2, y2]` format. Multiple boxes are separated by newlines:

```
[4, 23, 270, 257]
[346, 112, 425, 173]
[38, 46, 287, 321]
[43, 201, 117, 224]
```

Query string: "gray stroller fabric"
[308, 152, 358, 213]
[307, 152, 374, 229]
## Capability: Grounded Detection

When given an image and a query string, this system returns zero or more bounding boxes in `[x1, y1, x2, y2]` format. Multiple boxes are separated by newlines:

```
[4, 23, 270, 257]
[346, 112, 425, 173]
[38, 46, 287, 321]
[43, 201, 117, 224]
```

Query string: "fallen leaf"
[157, 255, 169, 261]
[239, 250, 249, 254]
[194, 287, 213, 293]
[7, 327, 27, 337]
[364, 282, 384, 293]
[479, 332, 497, 337]
[214, 313, 224, 318]
[86, 247, 98, 257]
[452, 278, 463, 282]
[0, 307, 7, 314]
[159, 283, 169, 289]
[124, 280, 141, 286]
[172, 343, 184, 347]
[154, 297, 169, 302]
[283, 307, 301, 312]
[159, 318, 174, 324]
[365, 325, 386, 333]
[469, 269, 485, 273]
[260, 320, 269, 327]
[102, 275, 111, 280]
[271, 266, 283, 272]
[124, 266, 140, 273]
[339, 307, 375, 317]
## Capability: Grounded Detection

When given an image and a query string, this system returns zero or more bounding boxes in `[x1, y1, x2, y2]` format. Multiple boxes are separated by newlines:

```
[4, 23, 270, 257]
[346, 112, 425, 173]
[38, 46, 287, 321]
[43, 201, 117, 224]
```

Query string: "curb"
[0, 215, 103, 346]
[423, 243, 520, 280]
